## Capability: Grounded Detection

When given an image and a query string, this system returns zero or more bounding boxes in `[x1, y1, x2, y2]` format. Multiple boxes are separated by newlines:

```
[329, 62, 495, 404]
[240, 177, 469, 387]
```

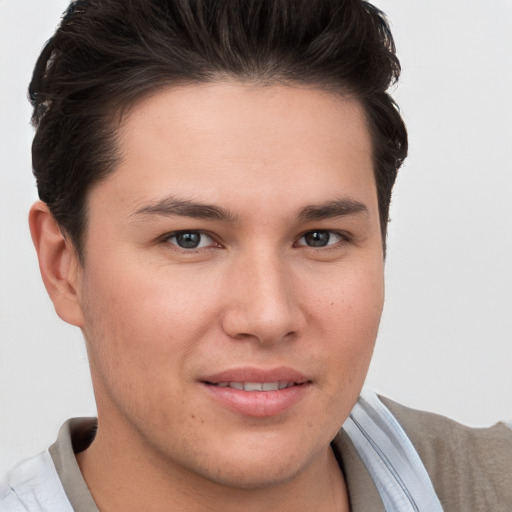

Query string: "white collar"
[343, 389, 443, 511]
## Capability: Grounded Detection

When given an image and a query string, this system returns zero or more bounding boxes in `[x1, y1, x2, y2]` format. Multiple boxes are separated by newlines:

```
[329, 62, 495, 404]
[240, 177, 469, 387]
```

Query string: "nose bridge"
[222, 245, 302, 343]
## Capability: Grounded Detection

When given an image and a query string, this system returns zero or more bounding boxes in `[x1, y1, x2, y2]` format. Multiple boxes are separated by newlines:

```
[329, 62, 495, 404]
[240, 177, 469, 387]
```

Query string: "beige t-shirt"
[47, 397, 512, 511]
[381, 397, 512, 511]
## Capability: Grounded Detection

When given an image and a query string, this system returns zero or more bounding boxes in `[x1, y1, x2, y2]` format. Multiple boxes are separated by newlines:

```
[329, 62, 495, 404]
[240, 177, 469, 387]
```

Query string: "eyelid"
[294, 229, 350, 248]
[163, 230, 221, 250]
[159, 228, 351, 251]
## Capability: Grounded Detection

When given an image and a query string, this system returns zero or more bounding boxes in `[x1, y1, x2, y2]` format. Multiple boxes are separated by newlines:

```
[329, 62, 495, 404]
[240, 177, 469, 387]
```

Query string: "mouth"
[200, 367, 311, 417]
[205, 381, 299, 391]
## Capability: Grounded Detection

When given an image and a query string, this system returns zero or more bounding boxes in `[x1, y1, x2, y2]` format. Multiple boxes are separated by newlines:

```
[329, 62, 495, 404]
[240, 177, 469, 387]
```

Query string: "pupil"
[305, 231, 330, 247]
[176, 232, 201, 248]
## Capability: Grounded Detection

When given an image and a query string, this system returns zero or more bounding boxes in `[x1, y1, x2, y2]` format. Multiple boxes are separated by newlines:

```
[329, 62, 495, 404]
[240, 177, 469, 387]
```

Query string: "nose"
[221, 249, 305, 344]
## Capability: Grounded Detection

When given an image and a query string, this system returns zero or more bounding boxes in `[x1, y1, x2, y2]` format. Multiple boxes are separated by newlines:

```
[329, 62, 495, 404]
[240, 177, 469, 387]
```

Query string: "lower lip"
[201, 383, 310, 417]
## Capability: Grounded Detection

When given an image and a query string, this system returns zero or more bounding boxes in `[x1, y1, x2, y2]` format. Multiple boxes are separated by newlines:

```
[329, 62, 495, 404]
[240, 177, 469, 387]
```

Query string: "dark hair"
[29, 0, 407, 258]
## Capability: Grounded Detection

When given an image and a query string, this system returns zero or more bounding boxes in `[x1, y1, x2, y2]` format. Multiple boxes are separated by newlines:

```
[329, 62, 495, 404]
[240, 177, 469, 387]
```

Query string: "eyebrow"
[132, 196, 368, 223]
[132, 196, 238, 222]
[298, 199, 368, 221]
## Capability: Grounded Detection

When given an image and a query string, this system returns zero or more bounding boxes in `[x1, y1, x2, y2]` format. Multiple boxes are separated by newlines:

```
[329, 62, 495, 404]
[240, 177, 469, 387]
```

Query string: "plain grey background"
[1, 0, 511, 475]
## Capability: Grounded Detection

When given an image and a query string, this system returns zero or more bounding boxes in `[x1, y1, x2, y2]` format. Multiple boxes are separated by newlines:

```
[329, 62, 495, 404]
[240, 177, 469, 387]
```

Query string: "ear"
[29, 201, 85, 327]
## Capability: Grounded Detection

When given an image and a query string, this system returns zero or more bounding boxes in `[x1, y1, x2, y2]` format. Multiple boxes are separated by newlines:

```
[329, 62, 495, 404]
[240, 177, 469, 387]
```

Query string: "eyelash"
[162, 229, 351, 252]
[294, 230, 350, 249]
[163, 230, 219, 251]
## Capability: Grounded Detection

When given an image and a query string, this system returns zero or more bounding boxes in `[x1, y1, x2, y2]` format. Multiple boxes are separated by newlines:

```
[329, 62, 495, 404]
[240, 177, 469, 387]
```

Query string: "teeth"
[244, 382, 263, 391]
[212, 381, 295, 391]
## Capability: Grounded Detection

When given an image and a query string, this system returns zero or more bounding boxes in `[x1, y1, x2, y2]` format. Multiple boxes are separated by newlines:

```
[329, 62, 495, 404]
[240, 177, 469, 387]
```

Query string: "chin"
[176, 428, 328, 491]
[196, 452, 309, 491]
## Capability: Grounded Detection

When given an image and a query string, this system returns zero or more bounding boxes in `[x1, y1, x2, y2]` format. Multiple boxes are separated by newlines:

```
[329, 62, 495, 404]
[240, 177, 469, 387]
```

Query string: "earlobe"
[28, 201, 85, 327]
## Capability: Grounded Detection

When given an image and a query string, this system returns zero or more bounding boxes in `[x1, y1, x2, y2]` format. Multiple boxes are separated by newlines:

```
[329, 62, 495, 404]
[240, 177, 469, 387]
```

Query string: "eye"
[166, 231, 217, 250]
[296, 230, 345, 248]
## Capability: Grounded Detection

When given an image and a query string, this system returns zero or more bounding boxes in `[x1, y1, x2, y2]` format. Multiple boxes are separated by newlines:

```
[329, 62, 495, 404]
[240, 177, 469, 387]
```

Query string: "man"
[1, 0, 510, 510]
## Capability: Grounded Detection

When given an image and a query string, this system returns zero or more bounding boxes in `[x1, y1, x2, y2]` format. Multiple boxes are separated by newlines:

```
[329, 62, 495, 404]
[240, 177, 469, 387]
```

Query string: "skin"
[30, 82, 384, 511]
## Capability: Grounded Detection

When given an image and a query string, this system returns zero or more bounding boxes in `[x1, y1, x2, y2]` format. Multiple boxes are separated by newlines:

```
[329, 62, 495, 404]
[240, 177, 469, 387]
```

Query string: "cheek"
[82, 246, 215, 331]
[306, 260, 384, 386]
[292, 262, 384, 444]
[78, 264, 210, 428]
[77, 254, 218, 386]
[308, 256, 384, 336]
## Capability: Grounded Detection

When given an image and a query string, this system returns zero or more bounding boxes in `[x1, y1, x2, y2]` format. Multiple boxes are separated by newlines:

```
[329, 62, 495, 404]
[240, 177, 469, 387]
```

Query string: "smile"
[201, 368, 311, 417]
[208, 381, 297, 391]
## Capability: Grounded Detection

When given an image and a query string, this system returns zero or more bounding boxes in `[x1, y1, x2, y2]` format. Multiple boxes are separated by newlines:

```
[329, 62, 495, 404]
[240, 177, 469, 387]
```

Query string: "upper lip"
[201, 366, 309, 384]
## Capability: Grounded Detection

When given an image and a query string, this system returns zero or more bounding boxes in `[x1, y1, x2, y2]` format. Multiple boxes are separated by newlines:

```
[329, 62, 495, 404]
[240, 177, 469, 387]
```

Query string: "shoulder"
[380, 396, 512, 511]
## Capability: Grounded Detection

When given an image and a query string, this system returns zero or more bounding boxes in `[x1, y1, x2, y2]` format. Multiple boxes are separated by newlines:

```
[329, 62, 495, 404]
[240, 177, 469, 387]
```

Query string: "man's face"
[74, 82, 384, 488]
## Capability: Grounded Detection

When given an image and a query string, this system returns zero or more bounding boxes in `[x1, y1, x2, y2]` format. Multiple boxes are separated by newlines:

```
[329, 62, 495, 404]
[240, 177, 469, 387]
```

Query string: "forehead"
[96, 81, 376, 220]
